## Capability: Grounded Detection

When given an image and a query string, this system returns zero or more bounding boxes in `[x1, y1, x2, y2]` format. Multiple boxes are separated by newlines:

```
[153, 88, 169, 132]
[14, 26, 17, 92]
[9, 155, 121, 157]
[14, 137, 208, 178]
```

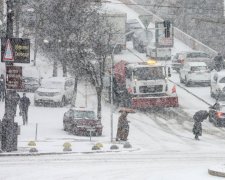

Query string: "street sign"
[3, 39, 14, 61]
[6, 66, 22, 90]
[139, 14, 153, 29]
[155, 21, 174, 48]
[1, 38, 30, 63]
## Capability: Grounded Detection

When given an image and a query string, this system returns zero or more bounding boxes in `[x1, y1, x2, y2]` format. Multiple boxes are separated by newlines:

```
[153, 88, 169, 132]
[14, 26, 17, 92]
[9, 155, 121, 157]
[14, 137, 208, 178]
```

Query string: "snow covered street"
[1, 0, 225, 179]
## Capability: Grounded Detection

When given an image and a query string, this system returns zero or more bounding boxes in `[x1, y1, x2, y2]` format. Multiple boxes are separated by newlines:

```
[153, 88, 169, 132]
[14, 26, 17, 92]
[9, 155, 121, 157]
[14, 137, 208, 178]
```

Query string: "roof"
[185, 62, 207, 66]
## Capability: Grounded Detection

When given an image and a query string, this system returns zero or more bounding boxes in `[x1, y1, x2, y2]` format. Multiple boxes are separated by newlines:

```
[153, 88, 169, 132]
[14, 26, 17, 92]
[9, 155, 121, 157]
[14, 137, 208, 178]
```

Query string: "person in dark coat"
[213, 53, 224, 71]
[116, 111, 130, 141]
[0, 74, 5, 102]
[19, 93, 31, 125]
[192, 110, 209, 140]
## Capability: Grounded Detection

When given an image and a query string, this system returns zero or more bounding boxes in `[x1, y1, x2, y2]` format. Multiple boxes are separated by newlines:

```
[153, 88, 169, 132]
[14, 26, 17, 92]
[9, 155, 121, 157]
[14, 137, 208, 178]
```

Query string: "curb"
[208, 167, 225, 178]
[0, 148, 140, 157]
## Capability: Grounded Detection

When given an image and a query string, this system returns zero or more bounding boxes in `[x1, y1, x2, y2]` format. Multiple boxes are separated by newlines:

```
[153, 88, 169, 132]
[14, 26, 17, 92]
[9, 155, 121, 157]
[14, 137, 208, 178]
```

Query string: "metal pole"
[85, 78, 87, 108]
[2, 0, 15, 152]
[110, 53, 114, 142]
[35, 123, 38, 141]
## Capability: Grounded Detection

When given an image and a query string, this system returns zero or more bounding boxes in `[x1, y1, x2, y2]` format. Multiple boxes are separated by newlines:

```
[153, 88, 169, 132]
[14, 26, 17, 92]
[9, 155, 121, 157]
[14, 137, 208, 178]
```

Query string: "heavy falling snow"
[0, 0, 225, 179]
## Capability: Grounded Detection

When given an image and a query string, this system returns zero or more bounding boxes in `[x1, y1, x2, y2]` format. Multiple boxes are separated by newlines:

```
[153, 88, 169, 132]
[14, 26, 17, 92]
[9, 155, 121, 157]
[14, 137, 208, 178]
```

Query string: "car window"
[74, 111, 96, 119]
[219, 77, 225, 83]
[191, 66, 207, 71]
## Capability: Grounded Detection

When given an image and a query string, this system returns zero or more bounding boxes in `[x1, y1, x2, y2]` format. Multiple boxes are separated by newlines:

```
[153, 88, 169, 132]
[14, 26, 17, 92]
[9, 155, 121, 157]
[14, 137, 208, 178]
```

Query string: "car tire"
[179, 74, 184, 83]
[214, 120, 220, 127]
[185, 77, 190, 87]
[60, 96, 66, 107]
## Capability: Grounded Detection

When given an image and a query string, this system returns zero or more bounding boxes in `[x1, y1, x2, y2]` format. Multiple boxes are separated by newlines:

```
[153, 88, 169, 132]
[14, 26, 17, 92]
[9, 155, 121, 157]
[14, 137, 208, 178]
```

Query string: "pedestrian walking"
[116, 111, 129, 141]
[0, 74, 5, 102]
[19, 93, 30, 125]
[213, 53, 224, 71]
[192, 110, 209, 140]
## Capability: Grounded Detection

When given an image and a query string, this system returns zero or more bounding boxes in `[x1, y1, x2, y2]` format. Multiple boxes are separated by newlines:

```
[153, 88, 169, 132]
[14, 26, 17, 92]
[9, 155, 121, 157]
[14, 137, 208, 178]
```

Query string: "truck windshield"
[133, 67, 165, 80]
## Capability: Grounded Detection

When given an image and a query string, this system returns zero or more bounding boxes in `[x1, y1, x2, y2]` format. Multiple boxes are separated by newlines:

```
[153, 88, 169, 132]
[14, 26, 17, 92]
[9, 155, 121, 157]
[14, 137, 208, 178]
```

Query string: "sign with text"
[6, 66, 22, 90]
[1, 38, 30, 63]
[155, 22, 174, 48]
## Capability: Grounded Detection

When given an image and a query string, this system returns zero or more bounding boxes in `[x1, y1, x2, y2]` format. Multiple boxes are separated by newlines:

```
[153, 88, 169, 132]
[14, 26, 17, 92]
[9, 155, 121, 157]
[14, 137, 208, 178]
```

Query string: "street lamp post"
[110, 31, 134, 142]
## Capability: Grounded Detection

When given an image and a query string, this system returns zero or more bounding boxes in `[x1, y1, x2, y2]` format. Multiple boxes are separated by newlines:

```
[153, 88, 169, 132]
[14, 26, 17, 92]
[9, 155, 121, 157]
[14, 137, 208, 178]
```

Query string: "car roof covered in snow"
[42, 77, 72, 82]
[185, 62, 207, 66]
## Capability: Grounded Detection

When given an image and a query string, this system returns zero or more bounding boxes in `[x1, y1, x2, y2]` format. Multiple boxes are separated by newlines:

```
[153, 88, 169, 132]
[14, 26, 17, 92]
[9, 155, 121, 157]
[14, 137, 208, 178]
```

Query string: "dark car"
[63, 108, 103, 136]
[209, 103, 225, 127]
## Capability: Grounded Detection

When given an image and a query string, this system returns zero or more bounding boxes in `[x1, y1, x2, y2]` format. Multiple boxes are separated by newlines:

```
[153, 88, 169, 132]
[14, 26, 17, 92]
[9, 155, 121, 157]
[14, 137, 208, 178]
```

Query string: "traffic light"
[163, 20, 171, 38]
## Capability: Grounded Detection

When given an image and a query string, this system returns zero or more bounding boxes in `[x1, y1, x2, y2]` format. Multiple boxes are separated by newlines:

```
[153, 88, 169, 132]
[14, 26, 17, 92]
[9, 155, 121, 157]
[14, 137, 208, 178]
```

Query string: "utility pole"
[1, 0, 19, 152]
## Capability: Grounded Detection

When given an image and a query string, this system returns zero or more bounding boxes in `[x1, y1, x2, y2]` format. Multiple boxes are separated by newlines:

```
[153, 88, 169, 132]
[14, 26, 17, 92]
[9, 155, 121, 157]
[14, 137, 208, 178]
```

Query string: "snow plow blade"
[131, 96, 179, 109]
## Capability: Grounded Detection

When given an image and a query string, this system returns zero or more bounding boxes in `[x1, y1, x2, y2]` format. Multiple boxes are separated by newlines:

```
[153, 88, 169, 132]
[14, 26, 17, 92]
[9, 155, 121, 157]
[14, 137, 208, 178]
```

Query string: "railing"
[124, 0, 218, 56]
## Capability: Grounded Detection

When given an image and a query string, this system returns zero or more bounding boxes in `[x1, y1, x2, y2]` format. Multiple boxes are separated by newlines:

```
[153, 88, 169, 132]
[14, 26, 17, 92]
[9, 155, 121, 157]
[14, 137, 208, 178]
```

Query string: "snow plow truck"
[104, 59, 179, 109]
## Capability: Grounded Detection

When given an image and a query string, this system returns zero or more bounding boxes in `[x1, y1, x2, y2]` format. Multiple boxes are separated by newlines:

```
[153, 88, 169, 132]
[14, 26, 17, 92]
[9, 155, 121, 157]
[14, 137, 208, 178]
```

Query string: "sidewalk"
[0, 139, 138, 156]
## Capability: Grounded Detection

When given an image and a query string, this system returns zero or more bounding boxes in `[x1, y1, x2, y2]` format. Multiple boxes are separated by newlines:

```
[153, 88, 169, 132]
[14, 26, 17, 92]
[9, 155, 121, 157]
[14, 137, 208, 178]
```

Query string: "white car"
[179, 62, 210, 86]
[210, 70, 225, 99]
[34, 77, 74, 107]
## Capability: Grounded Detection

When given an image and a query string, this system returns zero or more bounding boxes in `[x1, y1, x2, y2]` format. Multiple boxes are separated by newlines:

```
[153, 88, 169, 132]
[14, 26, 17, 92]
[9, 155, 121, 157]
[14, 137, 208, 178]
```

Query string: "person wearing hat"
[213, 52, 224, 71]
[116, 111, 130, 141]
[19, 93, 31, 125]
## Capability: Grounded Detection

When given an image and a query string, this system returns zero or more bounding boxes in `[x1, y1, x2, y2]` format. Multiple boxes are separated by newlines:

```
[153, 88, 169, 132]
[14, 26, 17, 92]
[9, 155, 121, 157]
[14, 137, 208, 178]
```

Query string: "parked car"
[21, 76, 40, 92]
[34, 77, 74, 107]
[132, 29, 153, 53]
[179, 62, 210, 86]
[209, 102, 225, 127]
[171, 52, 183, 72]
[126, 19, 142, 41]
[63, 108, 103, 136]
[210, 70, 225, 99]
[172, 51, 212, 72]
